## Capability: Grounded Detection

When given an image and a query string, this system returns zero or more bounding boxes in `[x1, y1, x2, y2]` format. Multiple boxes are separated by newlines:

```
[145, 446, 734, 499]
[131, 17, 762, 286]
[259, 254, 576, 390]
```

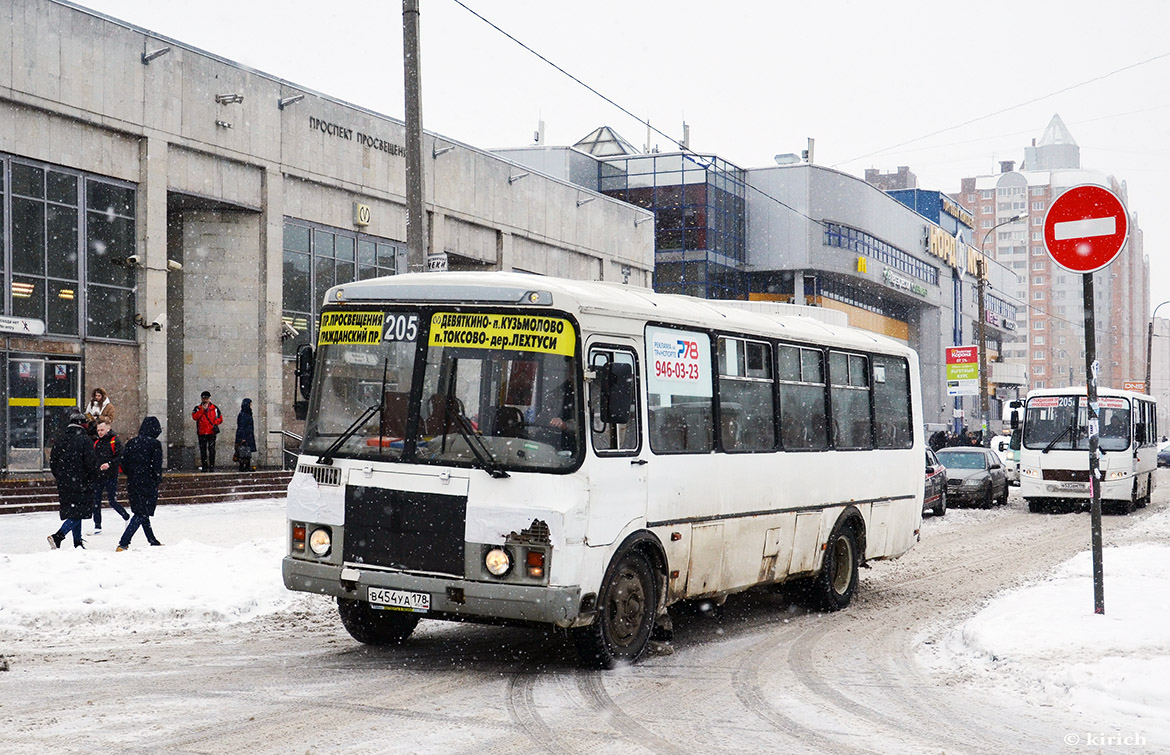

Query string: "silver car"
[936, 447, 1009, 509]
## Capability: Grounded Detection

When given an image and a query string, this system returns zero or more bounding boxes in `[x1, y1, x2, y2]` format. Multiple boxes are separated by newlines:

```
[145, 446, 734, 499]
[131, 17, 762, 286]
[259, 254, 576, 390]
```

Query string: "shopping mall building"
[500, 138, 1026, 434]
[0, 0, 652, 471]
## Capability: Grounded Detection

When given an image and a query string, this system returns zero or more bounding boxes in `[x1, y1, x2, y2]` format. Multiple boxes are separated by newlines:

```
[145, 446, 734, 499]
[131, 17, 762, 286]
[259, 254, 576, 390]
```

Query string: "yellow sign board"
[317, 311, 385, 345]
[429, 312, 575, 356]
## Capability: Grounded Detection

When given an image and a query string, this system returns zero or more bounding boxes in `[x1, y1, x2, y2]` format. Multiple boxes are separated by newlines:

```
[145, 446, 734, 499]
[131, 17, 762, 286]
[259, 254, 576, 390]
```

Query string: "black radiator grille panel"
[344, 486, 467, 576]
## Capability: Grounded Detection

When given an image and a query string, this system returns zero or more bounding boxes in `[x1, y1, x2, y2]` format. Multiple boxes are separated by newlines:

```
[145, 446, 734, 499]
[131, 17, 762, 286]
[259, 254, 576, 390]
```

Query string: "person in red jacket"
[192, 390, 224, 471]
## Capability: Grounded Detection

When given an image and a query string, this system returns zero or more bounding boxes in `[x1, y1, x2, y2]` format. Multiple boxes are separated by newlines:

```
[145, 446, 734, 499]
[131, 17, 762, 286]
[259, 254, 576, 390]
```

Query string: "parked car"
[936, 447, 1009, 509]
[989, 434, 1020, 485]
[1158, 439, 1170, 468]
[924, 448, 947, 517]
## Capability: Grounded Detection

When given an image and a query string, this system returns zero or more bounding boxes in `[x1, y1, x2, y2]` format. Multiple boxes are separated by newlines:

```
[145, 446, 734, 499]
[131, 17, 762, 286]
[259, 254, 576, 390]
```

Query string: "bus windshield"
[302, 307, 581, 472]
[1023, 396, 1131, 452]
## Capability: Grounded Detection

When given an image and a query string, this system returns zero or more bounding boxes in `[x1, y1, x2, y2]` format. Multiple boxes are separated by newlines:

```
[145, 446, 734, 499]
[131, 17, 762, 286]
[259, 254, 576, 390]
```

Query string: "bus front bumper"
[283, 557, 584, 628]
[1020, 476, 1133, 500]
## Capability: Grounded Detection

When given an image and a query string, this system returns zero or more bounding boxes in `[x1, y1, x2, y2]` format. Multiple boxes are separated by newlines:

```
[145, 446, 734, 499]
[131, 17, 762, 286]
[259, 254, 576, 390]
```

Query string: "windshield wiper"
[437, 368, 509, 479]
[318, 358, 389, 465]
[1043, 420, 1076, 454]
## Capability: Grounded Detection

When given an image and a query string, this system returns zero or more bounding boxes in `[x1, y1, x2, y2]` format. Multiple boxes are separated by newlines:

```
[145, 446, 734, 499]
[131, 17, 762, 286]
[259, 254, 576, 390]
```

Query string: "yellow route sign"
[429, 312, 575, 356]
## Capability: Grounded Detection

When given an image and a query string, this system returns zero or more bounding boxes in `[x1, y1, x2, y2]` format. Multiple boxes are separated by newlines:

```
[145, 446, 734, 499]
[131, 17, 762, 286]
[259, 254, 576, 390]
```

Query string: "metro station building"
[0, 0, 653, 472]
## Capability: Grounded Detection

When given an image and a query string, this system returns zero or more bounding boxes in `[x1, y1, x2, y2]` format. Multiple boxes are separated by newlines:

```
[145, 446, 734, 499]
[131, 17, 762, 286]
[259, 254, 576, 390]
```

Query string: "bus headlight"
[309, 527, 332, 556]
[484, 547, 512, 576]
[1021, 467, 1040, 478]
[1106, 470, 1129, 480]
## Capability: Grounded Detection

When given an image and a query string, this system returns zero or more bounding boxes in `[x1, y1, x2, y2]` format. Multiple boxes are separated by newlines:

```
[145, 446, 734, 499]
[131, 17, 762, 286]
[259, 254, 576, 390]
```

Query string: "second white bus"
[1019, 386, 1158, 514]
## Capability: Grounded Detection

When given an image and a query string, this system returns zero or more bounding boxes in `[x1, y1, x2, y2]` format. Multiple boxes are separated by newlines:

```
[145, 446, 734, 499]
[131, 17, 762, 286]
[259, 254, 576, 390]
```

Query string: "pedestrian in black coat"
[117, 416, 165, 550]
[48, 413, 97, 549]
[234, 398, 256, 472]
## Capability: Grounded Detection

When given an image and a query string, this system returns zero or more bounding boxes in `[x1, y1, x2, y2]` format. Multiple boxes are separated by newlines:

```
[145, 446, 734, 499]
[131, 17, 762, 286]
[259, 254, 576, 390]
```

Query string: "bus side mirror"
[296, 344, 315, 400]
[294, 344, 314, 421]
[1009, 410, 1019, 430]
[597, 362, 633, 425]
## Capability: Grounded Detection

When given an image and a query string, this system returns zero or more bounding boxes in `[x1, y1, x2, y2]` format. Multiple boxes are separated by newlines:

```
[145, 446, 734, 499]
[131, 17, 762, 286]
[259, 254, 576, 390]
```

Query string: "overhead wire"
[447, 0, 827, 231]
[450, 0, 1146, 351]
[832, 50, 1170, 169]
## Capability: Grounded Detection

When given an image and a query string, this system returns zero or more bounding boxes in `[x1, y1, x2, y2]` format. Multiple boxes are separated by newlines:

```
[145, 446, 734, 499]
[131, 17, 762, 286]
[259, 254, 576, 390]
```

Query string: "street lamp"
[1144, 299, 1170, 396]
[977, 213, 1025, 443]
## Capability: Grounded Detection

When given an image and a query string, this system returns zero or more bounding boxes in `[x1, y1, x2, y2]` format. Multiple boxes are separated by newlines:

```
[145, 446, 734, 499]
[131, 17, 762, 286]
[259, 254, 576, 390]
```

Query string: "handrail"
[269, 429, 303, 470]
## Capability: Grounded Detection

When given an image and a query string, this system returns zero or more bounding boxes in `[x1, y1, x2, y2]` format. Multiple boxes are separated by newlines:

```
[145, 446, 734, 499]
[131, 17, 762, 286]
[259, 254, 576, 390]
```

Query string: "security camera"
[126, 254, 141, 268]
[280, 321, 300, 340]
[151, 313, 166, 331]
[166, 259, 183, 272]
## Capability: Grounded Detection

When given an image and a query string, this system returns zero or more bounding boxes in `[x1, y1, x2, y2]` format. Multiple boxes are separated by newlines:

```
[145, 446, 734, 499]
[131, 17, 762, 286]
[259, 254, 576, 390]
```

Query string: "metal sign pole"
[1082, 272, 1104, 614]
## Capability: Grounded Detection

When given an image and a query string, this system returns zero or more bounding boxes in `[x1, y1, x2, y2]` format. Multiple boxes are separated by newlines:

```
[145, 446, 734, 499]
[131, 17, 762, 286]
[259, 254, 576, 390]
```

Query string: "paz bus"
[282, 272, 924, 667]
[1019, 386, 1158, 514]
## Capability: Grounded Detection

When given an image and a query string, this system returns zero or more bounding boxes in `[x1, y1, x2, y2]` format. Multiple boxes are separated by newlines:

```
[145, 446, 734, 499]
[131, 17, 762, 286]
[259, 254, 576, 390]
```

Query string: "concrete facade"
[0, 0, 654, 472]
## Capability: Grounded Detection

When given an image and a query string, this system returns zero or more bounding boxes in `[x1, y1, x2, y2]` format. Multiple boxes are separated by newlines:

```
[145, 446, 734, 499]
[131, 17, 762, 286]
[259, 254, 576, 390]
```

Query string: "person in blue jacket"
[116, 416, 165, 551]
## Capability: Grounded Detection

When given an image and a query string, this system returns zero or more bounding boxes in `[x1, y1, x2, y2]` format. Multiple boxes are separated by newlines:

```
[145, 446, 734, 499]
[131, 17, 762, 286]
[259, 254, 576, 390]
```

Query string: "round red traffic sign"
[1042, 185, 1129, 273]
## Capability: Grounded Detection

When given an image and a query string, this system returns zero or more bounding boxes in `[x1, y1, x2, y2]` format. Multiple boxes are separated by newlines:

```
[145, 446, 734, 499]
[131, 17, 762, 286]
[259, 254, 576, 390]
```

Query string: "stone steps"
[0, 469, 292, 515]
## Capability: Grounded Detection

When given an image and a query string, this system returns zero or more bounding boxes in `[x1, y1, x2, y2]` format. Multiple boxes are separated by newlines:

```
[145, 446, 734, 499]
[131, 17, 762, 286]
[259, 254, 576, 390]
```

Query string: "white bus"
[1019, 386, 1158, 514]
[282, 272, 924, 667]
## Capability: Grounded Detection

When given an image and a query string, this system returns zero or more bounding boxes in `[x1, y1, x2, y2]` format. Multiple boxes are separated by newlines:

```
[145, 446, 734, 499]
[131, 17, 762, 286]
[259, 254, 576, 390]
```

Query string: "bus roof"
[324, 272, 913, 357]
[1025, 386, 1153, 402]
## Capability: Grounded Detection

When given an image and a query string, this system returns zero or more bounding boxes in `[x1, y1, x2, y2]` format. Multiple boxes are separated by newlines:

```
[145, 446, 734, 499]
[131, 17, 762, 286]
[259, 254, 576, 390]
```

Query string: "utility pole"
[403, 0, 427, 273]
[977, 256, 990, 443]
[975, 213, 1023, 443]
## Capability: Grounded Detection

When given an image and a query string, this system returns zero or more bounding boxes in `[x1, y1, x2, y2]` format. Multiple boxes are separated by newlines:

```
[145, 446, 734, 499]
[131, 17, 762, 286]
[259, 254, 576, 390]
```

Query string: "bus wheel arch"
[810, 510, 864, 612]
[572, 532, 666, 669]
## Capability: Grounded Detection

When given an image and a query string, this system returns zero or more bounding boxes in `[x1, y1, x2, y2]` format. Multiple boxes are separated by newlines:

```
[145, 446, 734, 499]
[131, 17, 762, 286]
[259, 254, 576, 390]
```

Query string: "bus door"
[584, 341, 646, 546]
[6, 357, 81, 471]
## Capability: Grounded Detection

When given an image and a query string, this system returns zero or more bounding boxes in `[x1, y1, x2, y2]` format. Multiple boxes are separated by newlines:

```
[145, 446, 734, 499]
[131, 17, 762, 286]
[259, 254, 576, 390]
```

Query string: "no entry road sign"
[1042, 185, 1129, 273]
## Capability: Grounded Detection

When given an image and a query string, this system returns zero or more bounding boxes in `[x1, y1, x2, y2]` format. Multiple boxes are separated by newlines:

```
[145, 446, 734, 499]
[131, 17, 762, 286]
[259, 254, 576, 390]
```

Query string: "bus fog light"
[485, 547, 512, 576]
[309, 527, 332, 556]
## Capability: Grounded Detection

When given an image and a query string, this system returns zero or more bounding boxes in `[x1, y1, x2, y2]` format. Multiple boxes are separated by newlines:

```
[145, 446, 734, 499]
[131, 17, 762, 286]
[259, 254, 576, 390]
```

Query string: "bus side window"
[589, 348, 641, 455]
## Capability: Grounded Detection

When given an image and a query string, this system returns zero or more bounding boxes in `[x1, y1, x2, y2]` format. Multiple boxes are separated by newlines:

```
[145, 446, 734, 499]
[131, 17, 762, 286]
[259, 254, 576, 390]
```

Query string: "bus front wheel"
[572, 550, 656, 669]
[811, 522, 860, 612]
[337, 598, 420, 645]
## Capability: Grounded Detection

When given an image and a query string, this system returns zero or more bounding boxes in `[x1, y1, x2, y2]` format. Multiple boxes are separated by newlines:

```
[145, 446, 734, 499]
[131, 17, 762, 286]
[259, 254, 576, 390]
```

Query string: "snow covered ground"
[921, 503, 1170, 746]
[2, 497, 1169, 745]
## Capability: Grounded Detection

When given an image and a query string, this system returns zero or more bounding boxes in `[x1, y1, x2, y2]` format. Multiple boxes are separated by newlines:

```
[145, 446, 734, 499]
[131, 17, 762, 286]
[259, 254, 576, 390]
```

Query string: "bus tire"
[337, 598, 420, 645]
[810, 522, 860, 612]
[1027, 498, 1044, 514]
[572, 549, 656, 669]
[1139, 474, 1151, 508]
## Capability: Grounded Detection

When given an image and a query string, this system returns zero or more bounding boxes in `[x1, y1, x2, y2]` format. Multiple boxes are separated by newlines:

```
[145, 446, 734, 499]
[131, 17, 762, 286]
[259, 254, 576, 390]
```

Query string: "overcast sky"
[73, 0, 1170, 317]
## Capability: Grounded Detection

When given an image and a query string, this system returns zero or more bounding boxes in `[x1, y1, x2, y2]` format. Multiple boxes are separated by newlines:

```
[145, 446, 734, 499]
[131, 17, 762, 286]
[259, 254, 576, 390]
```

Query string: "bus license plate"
[1057, 481, 1087, 490]
[368, 587, 430, 613]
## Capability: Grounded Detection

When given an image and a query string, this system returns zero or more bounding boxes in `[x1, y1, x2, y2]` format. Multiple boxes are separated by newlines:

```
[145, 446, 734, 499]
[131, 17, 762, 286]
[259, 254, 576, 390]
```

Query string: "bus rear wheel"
[810, 523, 860, 612]
[572, 550, 656, 669]
[337, 598, 420, 645]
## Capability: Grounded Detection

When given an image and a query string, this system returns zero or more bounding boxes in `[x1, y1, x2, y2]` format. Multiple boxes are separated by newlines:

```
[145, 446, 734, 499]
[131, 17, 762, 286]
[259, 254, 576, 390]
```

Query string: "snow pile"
[0, 500, 313, 642]
[932, 506, 1170, 741]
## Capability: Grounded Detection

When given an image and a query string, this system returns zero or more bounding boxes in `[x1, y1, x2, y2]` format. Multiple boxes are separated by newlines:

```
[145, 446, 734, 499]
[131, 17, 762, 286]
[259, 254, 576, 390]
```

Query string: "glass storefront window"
[282, 220, 402, 358]
[86, 284, 134, 340]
